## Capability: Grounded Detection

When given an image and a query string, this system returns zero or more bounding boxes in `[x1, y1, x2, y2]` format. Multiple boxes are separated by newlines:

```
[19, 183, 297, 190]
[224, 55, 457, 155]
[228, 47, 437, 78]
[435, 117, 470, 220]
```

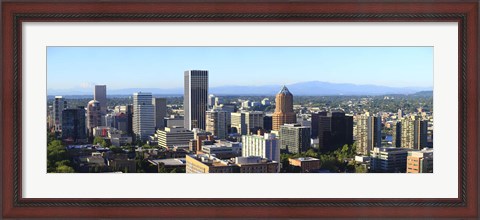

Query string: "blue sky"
[47, 47, 433, 90]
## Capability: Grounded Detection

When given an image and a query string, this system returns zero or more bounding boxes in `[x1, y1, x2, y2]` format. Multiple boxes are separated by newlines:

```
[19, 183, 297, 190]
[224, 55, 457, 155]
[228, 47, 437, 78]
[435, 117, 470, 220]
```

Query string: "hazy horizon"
[47, 46, 433, 91]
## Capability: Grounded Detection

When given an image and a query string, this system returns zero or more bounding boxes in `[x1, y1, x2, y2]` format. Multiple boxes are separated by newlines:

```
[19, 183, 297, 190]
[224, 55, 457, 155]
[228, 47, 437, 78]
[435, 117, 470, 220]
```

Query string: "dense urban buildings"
[133, 92, 155, 141]
[47, 67, 433, 174]
[184, 70, 208, 130]
[272, 86, 296, 130]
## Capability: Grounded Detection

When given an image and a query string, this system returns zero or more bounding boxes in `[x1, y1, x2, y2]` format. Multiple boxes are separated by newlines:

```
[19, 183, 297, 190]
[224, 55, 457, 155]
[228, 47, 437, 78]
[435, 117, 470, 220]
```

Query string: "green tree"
[355, 164, 368, 173]
[56, 165, 75, 173]
[47, 140, 70, 172]
[93, 136, 107, 147]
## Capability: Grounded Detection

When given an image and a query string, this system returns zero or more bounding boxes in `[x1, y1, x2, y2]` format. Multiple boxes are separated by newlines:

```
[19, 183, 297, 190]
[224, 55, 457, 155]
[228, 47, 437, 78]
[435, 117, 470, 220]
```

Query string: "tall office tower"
[184, 70, 208, 130]
[52, 96, 67, 132]
[242, 133, 280, 163]
[355, 114, 382, 155]
[94, 85, 107, 115]
[86, 100, 102, 138]
[391, 121, 402, 147]
[231, 111, 265, 135]
[272, 86, 296, 131]
[152, 98, 167, 130]
[133, 92, 155, 141]
[205, 109, 229, 139]
[61, 106, 87, 143]
[317, 112, 354, 151]
[279, 124, 311, 154]
[208, 94, 216, 108]
[126, 104, 133, 136]
[311, 112, 327, 139]
[401, 116, 428, 150]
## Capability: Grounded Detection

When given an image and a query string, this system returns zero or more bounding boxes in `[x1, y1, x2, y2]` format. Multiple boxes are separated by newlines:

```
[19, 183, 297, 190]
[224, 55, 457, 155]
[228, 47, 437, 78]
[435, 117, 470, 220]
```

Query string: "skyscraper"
[52, 96, 67, 132]
[355, 114, 381, 155]
[272, 85, 296, 131]
[126, 104, 134, 136]
[400, 116, 428, 150]
[184, 70, 208, 130]
[205, 109, 229, 139]
[317, 112, 353, 151]
[152, 97, 167, 130]
[86, 100, 102, 138]
[61, 106, 86, 143]
[133, 92, 155, 141]
[94, 85, 107, 115]
[391, 120, 402, 147]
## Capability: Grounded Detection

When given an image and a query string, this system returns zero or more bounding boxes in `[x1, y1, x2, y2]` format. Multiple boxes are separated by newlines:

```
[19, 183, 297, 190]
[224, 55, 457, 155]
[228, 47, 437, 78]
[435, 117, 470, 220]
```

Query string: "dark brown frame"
[1, 0, 478, 218]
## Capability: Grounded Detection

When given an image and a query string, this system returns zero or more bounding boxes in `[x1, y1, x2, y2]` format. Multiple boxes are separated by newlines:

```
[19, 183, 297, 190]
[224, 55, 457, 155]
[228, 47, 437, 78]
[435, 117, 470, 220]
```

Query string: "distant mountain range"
[47, 81, 432, 96]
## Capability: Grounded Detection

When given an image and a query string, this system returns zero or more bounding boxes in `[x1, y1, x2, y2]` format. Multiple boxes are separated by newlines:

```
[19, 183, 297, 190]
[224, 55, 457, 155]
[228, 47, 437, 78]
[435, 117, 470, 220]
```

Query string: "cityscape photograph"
[47, 47, 433, 174]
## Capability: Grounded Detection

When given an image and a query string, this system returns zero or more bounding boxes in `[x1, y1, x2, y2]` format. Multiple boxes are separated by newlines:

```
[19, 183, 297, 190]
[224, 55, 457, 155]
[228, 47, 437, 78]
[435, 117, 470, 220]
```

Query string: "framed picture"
[2, 0, 478, 218]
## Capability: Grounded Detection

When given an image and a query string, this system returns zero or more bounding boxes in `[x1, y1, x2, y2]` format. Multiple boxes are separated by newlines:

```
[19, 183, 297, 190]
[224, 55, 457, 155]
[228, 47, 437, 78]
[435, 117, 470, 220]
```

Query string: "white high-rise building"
[242, 133, 280, 163]
[184, 70, 208, 130]
[133, 92, 155, 141]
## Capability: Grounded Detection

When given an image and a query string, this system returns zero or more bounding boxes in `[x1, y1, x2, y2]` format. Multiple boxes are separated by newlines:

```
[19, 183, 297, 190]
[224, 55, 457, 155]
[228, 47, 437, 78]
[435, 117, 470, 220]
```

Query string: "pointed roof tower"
[278, 85, 292, 95]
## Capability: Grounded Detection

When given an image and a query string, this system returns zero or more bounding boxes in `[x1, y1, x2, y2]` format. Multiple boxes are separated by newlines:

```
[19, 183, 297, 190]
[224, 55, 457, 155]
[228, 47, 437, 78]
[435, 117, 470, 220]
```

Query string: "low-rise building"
[370, 147, 409, 173]
[156, 126, 194, 149]
[407, 148, 433, 173]
[185, 154, 279, 173]
[201, 141, 242, 159]
[288, 157, 321, 173]
[149, 158, 186, 172]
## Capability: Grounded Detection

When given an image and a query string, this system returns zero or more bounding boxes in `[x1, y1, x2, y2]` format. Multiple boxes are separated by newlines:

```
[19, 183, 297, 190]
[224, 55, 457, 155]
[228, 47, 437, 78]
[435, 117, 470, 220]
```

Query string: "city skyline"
[47, 47, 433, 91]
